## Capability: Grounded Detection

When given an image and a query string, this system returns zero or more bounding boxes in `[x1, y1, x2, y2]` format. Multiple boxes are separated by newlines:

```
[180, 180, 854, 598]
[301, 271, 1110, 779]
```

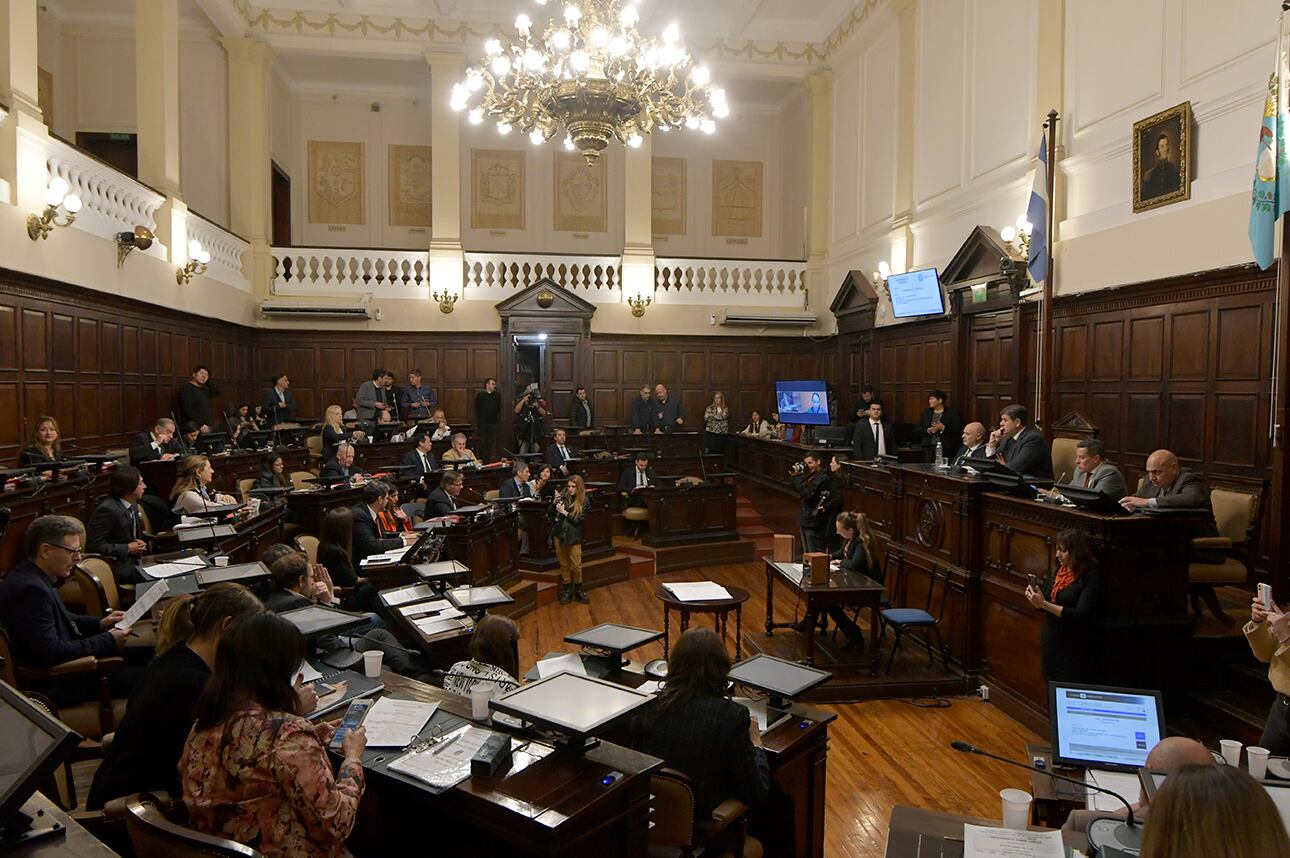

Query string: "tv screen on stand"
[775, 380, 830, 426]
[888, 268, 946, 318]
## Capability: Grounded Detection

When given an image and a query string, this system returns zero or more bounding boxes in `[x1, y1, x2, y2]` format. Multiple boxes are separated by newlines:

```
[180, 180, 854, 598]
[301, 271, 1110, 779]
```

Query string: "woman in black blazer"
[19, 415, 62, 465]
[916, 390, 962, 463]
[794, 511, 873, 650]
[1025, 529, 1100, 683]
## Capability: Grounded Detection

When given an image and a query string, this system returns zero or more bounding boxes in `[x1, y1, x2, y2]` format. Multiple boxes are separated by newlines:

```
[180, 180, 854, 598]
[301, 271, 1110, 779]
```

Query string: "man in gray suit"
[1120, 449, 1220, 554]
[1069, 439, 1126, 499]
[355, 369, 395, 423]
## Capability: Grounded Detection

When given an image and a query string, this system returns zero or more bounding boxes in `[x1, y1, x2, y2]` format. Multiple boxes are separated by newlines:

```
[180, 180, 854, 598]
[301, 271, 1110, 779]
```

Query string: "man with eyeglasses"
[0, 515, 142, 706]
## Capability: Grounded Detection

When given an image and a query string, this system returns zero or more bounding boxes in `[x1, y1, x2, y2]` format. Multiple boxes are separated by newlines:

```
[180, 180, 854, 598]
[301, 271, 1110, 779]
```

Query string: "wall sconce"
[115, 226, 155, 268]
[431, 287, 460, 313]
[27, 177, 82, 241]
[999, 215, 1033, 256]
[176, 239, 210, 285]
[871, 260, 891, 294]
[626, 292, 652, 317]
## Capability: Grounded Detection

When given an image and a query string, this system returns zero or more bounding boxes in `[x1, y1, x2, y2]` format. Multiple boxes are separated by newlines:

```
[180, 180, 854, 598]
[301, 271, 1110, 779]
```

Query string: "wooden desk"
[146, 507, 286, 564]
[7, 792, 118, 857]
[726, 435, 844, 497]
[515, 490, 614, 573]
[639, 483, 739, 547]
[550, 429, 705, 458]
[655, 585, 750, 658]
[138, 446, 310, 500]
[764, 557, 885, 671]
[567, 453, 726, 486]
[884, 805, 1081, 857]
[286, 477, 418, 536]
[1024, 743, 1088, 829]
[1, 471, 110, 571]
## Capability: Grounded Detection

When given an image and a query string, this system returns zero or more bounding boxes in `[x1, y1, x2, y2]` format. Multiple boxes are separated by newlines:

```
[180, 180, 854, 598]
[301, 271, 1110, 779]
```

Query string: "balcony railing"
[655, 257, 808, 295]
[464, 252, 621, 292]
[271, 247, 431, 294]
[45, 135, 165, 244]
[186, 213, 250, 292]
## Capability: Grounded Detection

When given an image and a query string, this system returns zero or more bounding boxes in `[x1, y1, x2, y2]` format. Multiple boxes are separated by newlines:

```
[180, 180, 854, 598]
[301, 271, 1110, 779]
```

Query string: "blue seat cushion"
[881, 608, 934, 626]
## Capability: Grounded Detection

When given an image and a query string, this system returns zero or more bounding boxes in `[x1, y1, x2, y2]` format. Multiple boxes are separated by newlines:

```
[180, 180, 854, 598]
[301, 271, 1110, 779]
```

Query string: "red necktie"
[1084, 472, 1091, 488]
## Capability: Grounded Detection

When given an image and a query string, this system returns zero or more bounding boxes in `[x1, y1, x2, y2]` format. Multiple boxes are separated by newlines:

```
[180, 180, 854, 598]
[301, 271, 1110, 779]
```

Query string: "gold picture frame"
[1132, 101, 1192, 213]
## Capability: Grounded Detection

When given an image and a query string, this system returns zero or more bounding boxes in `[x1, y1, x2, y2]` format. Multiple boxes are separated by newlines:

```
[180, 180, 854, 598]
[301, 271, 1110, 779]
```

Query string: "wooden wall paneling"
[0, 305, 16, 370]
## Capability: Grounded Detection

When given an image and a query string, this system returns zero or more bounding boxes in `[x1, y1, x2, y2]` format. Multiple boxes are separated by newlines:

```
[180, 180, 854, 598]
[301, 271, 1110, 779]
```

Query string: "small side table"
[655, 585, 750, 658]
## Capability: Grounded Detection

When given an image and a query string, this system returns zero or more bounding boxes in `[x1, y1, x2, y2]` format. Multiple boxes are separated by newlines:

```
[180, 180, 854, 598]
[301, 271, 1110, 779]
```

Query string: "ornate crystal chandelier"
[451, 0, 727, 165]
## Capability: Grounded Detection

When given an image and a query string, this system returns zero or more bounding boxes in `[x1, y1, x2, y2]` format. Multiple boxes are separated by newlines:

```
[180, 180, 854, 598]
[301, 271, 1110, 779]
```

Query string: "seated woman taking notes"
[170, 455, 239, 514]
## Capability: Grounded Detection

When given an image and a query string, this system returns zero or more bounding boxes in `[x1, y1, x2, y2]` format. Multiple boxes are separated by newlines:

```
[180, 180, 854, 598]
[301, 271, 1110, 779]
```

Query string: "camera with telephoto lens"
[788, 460, 808, 476]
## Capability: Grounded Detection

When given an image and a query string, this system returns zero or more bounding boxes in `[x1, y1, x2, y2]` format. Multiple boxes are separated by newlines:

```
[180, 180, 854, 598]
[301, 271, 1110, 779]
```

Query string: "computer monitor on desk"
[728, 654, 830, 715]
[491, 672, 653, 752]
[563, 623, 664, 672]
[0, 680, 81, 845]
[1054, 483, 1131, 515]
[1049, 682, 1165, 772]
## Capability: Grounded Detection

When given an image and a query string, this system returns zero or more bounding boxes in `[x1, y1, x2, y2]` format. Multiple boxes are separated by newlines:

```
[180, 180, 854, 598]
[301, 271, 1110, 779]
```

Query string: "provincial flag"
[1026, 135, 1049, 283]
[1249, 11, 1290, 270]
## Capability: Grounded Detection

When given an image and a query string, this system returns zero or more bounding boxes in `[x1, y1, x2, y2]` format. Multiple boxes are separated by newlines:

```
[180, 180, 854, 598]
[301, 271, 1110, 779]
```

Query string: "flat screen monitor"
[0, 680, 81, 834]
[887, 268, 946, 318]
[279, 605, 369, 639]
[1049, 682, 1165, 771]
[728, 654, 831, 700]
[564, 623, 664, 654]
[775, 380, 831, 426]
[491, 672, 653, 740]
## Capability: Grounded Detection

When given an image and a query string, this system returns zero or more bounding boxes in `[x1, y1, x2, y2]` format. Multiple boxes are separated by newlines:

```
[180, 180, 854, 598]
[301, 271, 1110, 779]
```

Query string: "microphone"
[950, 741, 1141, 852]
[171, 410, 191, 454]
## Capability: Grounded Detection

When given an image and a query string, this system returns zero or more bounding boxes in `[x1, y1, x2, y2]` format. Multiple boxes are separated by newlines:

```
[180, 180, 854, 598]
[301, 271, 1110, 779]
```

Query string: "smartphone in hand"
[329, 700, 371, 750]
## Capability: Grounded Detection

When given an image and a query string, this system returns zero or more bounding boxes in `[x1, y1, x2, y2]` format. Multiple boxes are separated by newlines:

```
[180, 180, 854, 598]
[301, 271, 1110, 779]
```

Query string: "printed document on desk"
[535, 653, 589, 678]
[962, 824, 1063, 858]
[383, 583, 436, 606]
[662, 581, 733, 602]
[398, 600, 464, 620]
[142, 557, 206, 579]
[388, 726, 494, 792]
[361, 546, 411, 567]
[363, 698, 440, 747]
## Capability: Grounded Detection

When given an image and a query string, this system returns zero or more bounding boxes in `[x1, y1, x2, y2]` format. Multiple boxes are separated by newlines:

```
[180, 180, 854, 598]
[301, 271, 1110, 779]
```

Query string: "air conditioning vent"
[716, 309, 816, 327]
[260, 302, 372, 319]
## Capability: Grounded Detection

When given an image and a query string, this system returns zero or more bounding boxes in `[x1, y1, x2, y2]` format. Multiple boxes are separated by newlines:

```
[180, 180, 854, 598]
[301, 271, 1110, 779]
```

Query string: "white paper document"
[296, 660, 324, 684]
[661, 581, 733, 602]
[733, 697, 791, 734]
[116, 579, 168, 629]
[414, 616, 467, 637]
[1085, 769, 1140, 813]
[962, 824, 1064, 858]
[388, 725, 494, 791]
[398, 600, 463, 620]
[535, 653, 589, 678]
[361, 546, 411, 567]
[142, 557, 206, 579]
[382, 583, 436, 606]
[362, 698, 440, 747]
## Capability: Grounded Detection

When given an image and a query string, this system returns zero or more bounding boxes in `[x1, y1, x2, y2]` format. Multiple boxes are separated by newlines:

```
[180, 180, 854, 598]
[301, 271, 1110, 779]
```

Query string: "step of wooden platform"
[522, 553, 633, 605]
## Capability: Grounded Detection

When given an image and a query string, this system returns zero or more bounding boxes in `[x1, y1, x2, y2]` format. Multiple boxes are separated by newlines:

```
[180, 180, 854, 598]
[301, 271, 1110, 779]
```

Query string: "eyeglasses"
[44, 543, 84, 557]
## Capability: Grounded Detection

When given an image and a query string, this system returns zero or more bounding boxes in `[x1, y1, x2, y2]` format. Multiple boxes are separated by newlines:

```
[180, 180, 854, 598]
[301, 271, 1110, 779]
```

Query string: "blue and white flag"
[1249, 12, 1290, 271]
[1026, 135, 1049, 283]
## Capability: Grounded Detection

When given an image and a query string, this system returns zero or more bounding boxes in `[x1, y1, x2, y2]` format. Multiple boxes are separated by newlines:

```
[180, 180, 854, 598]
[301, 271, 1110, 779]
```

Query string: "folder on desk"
[306, 669, 385, 720]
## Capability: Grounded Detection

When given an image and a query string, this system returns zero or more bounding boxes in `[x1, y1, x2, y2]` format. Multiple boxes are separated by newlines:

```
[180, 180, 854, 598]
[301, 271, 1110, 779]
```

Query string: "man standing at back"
[178, 366, 220, 434]
[651, 384, 685, 433]
[475, 378, 501, 459]
[629, 385, 653, 435]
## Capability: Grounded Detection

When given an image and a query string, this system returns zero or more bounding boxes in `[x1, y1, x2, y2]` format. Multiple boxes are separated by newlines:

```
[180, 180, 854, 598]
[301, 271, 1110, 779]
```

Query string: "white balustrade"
[271, 247, 431, 294]
[655, 257, 808, 296]
[186, 214, 250, 292]
[464, 252, 621, 294]
[45, 135, 165, 243]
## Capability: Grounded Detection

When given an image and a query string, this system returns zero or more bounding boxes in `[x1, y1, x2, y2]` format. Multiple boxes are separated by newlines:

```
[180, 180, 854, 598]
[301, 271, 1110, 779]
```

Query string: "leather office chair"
[126, 792, 261, 858]
[648, 768, 761, 858]
[294, 534, 320, 565]
[1050, 438, 1079, 485]
[289, 470, 316, 491]
[237, 477, 256, 503]
[306, 434, 324, 462]
[1187, 488, 1259, 625]
[0, 622, 127, 741]
[484, 489, 501, 501]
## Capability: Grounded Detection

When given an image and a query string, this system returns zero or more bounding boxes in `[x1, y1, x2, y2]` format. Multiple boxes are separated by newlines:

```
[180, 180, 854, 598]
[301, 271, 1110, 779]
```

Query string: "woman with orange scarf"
[1025, 529, 1100, 683]
[376, 480, 414, 535]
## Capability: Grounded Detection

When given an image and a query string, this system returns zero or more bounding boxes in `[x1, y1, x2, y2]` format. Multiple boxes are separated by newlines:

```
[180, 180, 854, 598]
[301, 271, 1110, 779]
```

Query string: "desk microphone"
[950, 741, 1140, 855]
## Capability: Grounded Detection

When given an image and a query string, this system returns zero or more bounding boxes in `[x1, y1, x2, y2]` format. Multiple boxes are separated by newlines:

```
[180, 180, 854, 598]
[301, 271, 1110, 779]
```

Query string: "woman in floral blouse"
[181, 613, 367, 858]
[703, 392, 730, 459]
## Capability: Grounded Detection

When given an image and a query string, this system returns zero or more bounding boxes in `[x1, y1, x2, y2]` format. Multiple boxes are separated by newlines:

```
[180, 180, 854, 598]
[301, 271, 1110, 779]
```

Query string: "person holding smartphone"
[1024, 529, 1101, 684]
[1246, 586, 1290, 755]
[553, 475, 589, 605]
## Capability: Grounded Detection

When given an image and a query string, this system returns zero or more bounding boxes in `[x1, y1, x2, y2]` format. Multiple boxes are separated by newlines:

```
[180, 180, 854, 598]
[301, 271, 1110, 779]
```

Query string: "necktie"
[1084, 472, 1092, 488]
[421, 453, 428, 472]
[131, 505, 139, 538]
[559, 446, 567, 460]
[637, 470, 644, 488]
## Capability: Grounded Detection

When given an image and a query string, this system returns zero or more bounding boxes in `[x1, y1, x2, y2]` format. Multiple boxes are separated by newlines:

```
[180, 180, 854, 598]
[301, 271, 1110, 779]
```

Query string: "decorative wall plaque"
[388, 144, 432, 227]
[471, 148, 525, 230]
[651, 156, 686, 235]
[554, 151, 607, 232]
[308, 140, 364, 225]
[712, 159, 762, 237]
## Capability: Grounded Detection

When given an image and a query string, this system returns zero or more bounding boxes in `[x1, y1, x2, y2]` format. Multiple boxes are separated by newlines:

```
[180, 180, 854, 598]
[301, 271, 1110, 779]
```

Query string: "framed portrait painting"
[1132, 101, 1192, 213]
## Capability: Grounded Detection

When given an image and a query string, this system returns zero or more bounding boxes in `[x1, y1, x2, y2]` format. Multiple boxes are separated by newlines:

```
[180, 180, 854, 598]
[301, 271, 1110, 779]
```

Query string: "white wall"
[180, 36, 229, 227]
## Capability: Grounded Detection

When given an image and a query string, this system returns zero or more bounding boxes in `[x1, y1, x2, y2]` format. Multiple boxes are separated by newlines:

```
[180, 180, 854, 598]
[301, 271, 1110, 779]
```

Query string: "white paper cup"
[213, 555, 230, 567]
[1219, 739, 1242, 767]
[470, 686, 491, 721]
[1000, 788, 1032, 830]
[362, 650, 383, 678]
[1248, 746, 1270, 779]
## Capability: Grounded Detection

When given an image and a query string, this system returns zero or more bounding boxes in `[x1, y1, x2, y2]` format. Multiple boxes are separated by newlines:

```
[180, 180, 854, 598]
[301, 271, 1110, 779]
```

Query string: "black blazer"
[178, 381, 220, 429]
[998, 428, 1053, 479]
[129, 432, 183, 465]
[400, 448, 438, 481]
[321, 425, 361, 459]
[831, 536, 871, 578]
[916, 408, 962, 456]
[554, 502, 587, 546]
[851, 419, 894, 461]
[350, 504, 402, 565]
[318, 541, 358, 588]
[424, 488, 459, 519]
[499, 477, 532, 500]
[86, 498, 143, 583]
[650, 398, 685, 433]
[628, 397, 654, 433]
[950, 443, 989, 468]
[0, 561, 115, 667]
[253, 471, 290, 491]
[569, 399, 593, 428]
[18, 446, 57, 466]
[618, 466, 657, 493]
[319, 460, 361, 481]
[544, 443, 578, 469]
[1040, 570, 1101, 683]
[261, 388, 298, 424]
[791, 470, 830, 529]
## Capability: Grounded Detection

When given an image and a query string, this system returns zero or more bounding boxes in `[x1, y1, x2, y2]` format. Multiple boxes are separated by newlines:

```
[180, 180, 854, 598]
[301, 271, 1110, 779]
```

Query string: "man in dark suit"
[950, 422, 990, 468]
[320, 442, 364, 482]
[791, 453, 831, 554]
[545, 428, 578, 477]
[0, 516, 137, 706]
[177, 366, 220, 433]
[351, 482, 413, 565]
[499, 461, 533, 501]
[852, 401, 894, 461]
[569, 386, 593, 429]
[400, 432, 438, 490]
[985, 404, 1053, 479]
[629, 385, 653, 434]
[86, 467, 149, 583]
[261, 372, 298, 425]
[424, 471, 464, 519]
[650, 384, 685, 433]
[618, 453, 656, 507]
[1120, 449, 1217, 526]
[129, 417, 183, 465]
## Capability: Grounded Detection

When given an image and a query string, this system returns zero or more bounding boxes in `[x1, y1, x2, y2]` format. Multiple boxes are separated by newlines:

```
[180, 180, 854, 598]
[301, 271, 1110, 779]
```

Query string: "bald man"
[950, 422, 989, 468]
[1061, 737, 1214, 836]
[1121, 449, 1220, 558]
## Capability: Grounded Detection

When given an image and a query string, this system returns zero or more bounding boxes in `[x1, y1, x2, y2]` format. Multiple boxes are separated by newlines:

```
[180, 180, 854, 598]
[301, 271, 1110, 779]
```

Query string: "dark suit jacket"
[0, 561, 116, 667]
[401, 448, 438, 481]
[831, 536, 871, 577]
[916, 408, 962, 456]
[350, 503, 402, 565]
[791, 470, 831, 529]
[1134, 469, 1218, 538]
[650, 398, 685, 432]
[499, 477, 532, 501]
[129, 432, 183, 465]
[629, 396, 654, 432]
[319, 460, 356, 481]
[618, 466, 656, 493]
[951, 443, 990, 468]
[86, 498, 143, 583]
[19, 446, 57, 466]
[260, 388, 298, 424]
[544, 443, 578, 469]
[178, 381, 220, 429]
[997, 428, 1053, 479]
[852, 419, 894, 461]
[569, 399, 593, 428]
[424, 488, 459, 519]
[317, 541, 358, 588]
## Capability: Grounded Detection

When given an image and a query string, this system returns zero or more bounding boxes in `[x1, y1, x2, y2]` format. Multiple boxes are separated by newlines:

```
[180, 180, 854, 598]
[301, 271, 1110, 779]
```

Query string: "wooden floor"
[516, 560, 1044, 858]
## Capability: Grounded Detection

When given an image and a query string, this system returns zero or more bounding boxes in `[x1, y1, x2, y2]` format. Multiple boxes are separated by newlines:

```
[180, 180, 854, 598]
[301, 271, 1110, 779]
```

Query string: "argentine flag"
[1249, 12, 1290, 271]
[1026, 135, 1049, 283]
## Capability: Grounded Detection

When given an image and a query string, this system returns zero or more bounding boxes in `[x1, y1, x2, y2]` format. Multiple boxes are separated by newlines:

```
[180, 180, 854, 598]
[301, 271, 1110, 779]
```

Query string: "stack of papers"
[962, 824, 1063, 857]
[142, 556, 206, 579]
[388, 726, 494, 791]
[362, 698, 439, 747]
[361, 546, 411, 567]
[661, 581, 733, 602]
[397, 600, 464, 620]
[535, 653, 589, 678]
[414, 616, 467, 637]
[382, 584, 436, 607]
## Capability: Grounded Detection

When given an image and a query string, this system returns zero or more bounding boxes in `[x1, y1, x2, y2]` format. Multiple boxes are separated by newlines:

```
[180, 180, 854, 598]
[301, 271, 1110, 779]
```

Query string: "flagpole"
[1041, 110, 1059, 437]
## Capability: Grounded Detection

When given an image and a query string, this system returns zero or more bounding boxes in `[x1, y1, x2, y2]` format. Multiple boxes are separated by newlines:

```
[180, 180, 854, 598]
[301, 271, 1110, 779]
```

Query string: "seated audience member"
[1062, 737, 1213, 836]
[318, 508, 381, 614]
[129, 417, 182, 464]
[171, 455, 239, 514]
[528, 463, 555, 496]
[443, 615, 521, 696]
[631, 628, 769, 849]
[321, 405, 365, 459]
[352, 481, 415, 565]
[265, 553, 338, 613]
[441, 432, 478, 465]
[253, 453, 293, 502]
[545, 427, 578, 476]
[741, 410, 774, 438]
[87, 583, 264, 809]
[852, 401, 894, 461]
[793, 511, 873, 650]
[950, 422, 989, 467]
[400, 431, 438, 483]
[1025, 529, 1100, 684]
[181, 613, 367, 858]
[569, 385, 594, 429]
[320, 441, 364, 483]
[618, 452, 655, 505]
[628, 384, 653, 434]
[1048, 439, 1126, 500]
[1246, 592, 1290, 755]
[426, 409, 452, 441]
[985, 404, 1053, 478]
[86, 466, 149, 583]
[425, 471, 465, 518]
[20, 415, 62, 465]
[376, 480, 414, 534]
[916, 391, 962, 463]
[261, 372, 297, 425]
[1139, 763, 1290, 858]
[1119, 449, 1221, 562]
[0, 516, 138, 707]
[500, 461, 533, 500]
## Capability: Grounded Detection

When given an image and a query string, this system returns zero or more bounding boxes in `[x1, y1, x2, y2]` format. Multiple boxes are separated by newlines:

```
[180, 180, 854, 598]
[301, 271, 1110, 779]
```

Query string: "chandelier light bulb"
[497, 121, 512, 135]
[878, 261, 891, 278]
[589, 26, 610, 47]
[468, 107, 485, 124]
[515, 13, 532, 32]
[491, 55, 512, 76]
[710, 86, 726, 105]
[198, 249, 211, 265]
[550, 28, 571, 50]
[700, 118, 715, 134]
[466, 69, 484, 90]
[621, 7, 639, 27]
[662, 22, 679, 43]
[48, 177, 69, 198]
[563, 4, 581, 24]
[535, 0, 547, 5]
[44, 186, 64, 206]
[1016, 214, 1032, 233]
[713, 102, 729, 118]
[627, 133, 642, 148]
[485, 38, 502, 55]
[684, 115, 699, 129]
[62, 193, 82, 213]
[564, 136, 576, 150]
[691, 65, 710, 86]
[643, 46, 659, 68]
[1000, 226, 1017, 243]
[529, 129, 544, 145]
[188, 239, 203, 259]
[609, 36, 628, 56]
[570, 50, 590, 72]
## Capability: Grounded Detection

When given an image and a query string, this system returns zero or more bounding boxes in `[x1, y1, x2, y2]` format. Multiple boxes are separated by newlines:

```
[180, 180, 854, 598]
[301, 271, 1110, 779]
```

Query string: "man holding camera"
[514, 384, 547, 455]
[791, 453, 831, 554]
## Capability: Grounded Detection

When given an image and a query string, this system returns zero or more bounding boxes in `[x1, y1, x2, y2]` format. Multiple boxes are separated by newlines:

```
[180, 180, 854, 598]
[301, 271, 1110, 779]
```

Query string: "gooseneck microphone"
[950, 741, 1141, 854]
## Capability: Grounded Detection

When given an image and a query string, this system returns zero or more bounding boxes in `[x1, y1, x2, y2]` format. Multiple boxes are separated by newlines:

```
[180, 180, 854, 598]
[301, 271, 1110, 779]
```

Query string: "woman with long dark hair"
[181, 613, 366, 857]
[554, 474, 588, 605]
[632, 628, 768, 847]
[443, 615, 521, 696]
[1140, 764, 1290, 858]
[253, 452, 291, 491]
[1025, 528, 1101, 683]
[170, 455, 238, 514]
[20, 415, 62, 465]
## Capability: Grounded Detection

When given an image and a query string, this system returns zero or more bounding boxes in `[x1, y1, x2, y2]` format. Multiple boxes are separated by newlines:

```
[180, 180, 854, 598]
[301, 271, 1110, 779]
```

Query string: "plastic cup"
[362, 650, 383, 678]
[1000, 788, 1032, 830]
[470, 686, 492, 721]
[213, 555, 230, 567]
[1219, 739, 1242, 767]
[1248, 746, 1270, 779]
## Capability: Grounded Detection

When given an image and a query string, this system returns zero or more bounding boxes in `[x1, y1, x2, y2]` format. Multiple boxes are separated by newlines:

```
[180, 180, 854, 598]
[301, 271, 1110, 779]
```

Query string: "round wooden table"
[655, 585, 751, 659]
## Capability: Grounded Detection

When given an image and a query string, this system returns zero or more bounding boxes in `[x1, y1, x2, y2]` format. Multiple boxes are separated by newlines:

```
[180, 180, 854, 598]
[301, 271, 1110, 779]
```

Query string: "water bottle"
[934, 438, 945, 469]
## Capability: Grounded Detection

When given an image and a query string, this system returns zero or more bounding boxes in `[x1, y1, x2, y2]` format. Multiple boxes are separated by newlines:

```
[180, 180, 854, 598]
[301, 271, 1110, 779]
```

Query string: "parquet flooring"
[517, 560, 1044, 858]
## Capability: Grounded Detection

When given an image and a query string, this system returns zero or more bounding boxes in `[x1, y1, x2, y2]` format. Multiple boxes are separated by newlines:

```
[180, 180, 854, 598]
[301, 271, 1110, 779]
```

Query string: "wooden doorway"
[75, 132, 138, 178]
[271, 162, 291, 246]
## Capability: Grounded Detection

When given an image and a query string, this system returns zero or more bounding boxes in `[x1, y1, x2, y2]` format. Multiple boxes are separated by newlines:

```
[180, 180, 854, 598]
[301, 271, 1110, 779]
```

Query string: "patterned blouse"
[443, 659, 520, 696]
[703, 405, 729, 435]
[180, 706, 364, 858]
